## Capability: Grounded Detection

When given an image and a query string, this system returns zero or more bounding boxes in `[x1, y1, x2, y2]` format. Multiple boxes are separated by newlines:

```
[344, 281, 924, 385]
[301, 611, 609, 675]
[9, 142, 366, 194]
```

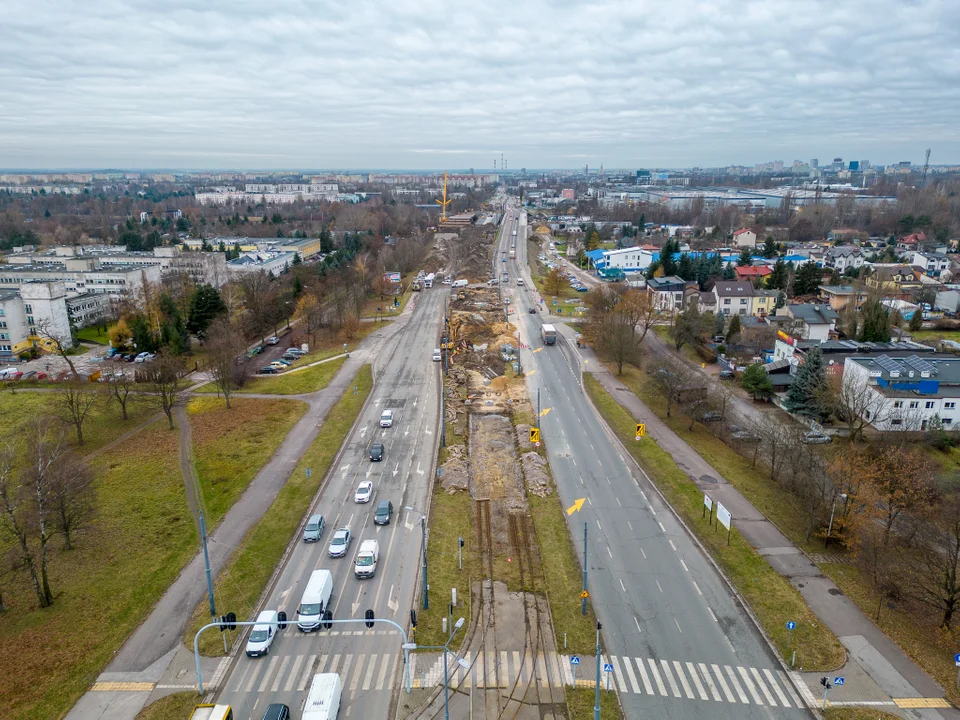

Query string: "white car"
[328, 527, 352, 557]
[355, 481, 374, 503]
[432, 348, 442, 362]
[266, 336, 280, 345]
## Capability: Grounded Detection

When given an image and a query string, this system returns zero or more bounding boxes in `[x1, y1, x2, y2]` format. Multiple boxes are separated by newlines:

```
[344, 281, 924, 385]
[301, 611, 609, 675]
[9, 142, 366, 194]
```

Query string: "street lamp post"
[825, 493, 848, 549]
[406, 507, 429, 609]
[417, 617, 467, 720]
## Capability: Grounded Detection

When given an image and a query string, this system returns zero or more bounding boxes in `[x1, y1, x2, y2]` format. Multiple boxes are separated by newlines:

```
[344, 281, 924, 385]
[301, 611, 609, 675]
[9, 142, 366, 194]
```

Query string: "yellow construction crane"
[435, 171, 452, 223]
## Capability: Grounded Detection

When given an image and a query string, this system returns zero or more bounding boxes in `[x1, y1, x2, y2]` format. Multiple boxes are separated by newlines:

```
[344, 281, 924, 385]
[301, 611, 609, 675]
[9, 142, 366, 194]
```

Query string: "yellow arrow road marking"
[539, 408, 551, 417]
[567, 498, 586, 515]
[533, 347, 543, 353]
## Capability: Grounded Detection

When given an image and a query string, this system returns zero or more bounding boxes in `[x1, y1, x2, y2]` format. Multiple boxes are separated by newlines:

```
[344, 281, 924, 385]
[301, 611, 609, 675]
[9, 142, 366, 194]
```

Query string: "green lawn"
[76, 324, 113, 345]
[135, 692, 199, 720]
[910, 328, 960, 343]
[197, 356, 346, 396]
[0, 420, 195, 720]
[0, 391, 156, 454]
[186, 365, 373, 655]
[567, 686, 622, 719]
[584, 374, 845, 672]
[187, 396, 308, 525]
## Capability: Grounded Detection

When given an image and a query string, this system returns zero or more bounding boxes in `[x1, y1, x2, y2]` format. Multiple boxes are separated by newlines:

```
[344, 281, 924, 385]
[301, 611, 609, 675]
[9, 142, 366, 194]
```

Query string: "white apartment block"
[0, 262, 161, 297]
[0, 282, 73, 359]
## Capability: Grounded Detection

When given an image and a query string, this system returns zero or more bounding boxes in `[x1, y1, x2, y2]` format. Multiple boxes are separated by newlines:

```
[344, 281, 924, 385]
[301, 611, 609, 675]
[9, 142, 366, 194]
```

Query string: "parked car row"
[0, 368, 51, 381]
[259, 346, 306, 374]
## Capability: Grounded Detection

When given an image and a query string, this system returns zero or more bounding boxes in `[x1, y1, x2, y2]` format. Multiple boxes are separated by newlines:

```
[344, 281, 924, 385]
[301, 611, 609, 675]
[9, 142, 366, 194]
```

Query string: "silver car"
[328, 527, 352, 558]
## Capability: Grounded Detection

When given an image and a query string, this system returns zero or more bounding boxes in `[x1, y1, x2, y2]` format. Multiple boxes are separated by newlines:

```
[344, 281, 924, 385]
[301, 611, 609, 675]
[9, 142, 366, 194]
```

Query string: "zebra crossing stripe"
[298, 654, 317, 692]
[725, 666, 749, 703]
[271, 655, 291, 692]
[737, 666, 763, 705]
[712, 664, 736, 702]
[244, 660, 259, 693]
[636, 658, 654, 695]
[376, 653, 391, 690]
[362, 654, 377, 691]
[686, 662, 708, 700]
[673, 661, 694, 699]
[660, 659, 682, 698]
[610, 656, 627, 693]
[781, 671, 806, 708]
[765, 668, 791, 707]
[751, 667, 776, 705]
[647, 659, 668, 696]
[698, 663, 722, 701]
[623, 656, 641, 694]
[349, 652, 364, 694]
[258, 656, 279, 693]
[284, 654, 304, 692]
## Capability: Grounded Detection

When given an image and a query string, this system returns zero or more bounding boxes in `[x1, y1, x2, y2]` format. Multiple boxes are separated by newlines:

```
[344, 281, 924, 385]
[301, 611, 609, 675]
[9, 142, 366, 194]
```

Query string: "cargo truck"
[541, 324, 557, 345]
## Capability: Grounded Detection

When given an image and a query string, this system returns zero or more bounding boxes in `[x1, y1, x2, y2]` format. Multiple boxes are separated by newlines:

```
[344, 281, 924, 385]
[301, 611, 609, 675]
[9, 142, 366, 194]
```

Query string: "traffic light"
[529, 427, 541, 443]
[225, 612, 236, 631]
[410, 609, 418, 628]
[278, 611, 287, 630]
[820, 677, 831, 688]
[459, 537, 464, 548]
[323, 610, 333, 630]
[365, 609, 375, 629]
[219, 615, 227, 632]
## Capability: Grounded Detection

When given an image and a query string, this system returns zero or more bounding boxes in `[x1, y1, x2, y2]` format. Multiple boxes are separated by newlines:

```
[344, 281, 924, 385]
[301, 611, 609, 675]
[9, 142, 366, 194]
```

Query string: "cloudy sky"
[1, 0, 958, 170]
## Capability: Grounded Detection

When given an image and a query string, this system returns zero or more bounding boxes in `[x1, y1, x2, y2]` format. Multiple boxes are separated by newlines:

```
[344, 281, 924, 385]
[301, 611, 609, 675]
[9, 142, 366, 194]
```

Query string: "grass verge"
[823, 709, 901, 720]
[185, 365, 373, 656]
[237, 356, 345, 395]
[583, 373, 846, 671]
[566, 686, 622, 719]
[187, 396, 308, 524]
[0, 420, 194, 720]
[134, 691, 199, 720]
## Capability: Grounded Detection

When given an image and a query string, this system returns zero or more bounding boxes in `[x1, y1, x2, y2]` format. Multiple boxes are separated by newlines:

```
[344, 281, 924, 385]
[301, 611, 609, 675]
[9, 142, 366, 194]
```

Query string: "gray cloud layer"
[1, 0, 958, 169]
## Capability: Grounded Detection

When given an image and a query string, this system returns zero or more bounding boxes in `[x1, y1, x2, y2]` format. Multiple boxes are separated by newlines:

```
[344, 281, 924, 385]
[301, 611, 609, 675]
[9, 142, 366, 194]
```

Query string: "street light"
[406, 506, 429, 609]
[825, 493, 848, 549]
[415, 617, 467, 720]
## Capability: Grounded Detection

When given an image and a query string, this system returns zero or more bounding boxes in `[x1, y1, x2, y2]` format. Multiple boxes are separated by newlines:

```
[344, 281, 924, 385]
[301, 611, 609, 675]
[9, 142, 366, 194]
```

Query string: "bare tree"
[144, 352, 188, 429]
[56, 382, 102, 446]
[292, 291, 324, 346]
[0, 439, 48, 607]
[206, 317, 248, 408]
[239, 270, 278, 343]
[34, 318, 80, 380]
[586, 286, 661, 374]
[107, 370, 136, 421]
[647, 354, 705, 418]
[47, 447, 94, 550]
[817, 371, 889, 443]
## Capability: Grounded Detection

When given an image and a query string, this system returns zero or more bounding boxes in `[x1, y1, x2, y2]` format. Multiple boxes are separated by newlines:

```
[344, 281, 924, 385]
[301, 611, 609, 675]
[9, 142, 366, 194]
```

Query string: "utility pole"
[537, 387, 541, 430]
[594, 622, 602, 720]
[421, 517, 429, 609]
[582, 522, 588, 615]
[199, 510, 216, 620]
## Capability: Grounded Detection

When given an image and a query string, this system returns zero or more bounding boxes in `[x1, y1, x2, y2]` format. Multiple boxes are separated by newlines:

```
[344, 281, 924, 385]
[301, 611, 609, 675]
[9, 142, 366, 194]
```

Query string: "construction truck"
[541, 324, 557, 345]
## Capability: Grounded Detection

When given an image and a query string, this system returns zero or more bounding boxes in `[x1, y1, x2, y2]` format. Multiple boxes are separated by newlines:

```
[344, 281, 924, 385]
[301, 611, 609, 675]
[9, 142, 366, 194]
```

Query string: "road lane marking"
[707, 607, 718, 622]
[271, 655, 291, 692]
[616, 498, 621, 506]
[737, 666, 763, 704]
[244, 660, 259, 692]
[376, 653, 391, 690]
[298, 654, 318, 691]
[698, 662, 722, 701]
[692, 581, 703, 595]
[711, 664, 735, 702]
[657, 521, 666, 532]
[596, 520, 602, 531]
[232, 660, 252, 693]
[635, 658, 654, 694]
[634, 617, 642, 633]
[363, 654, 378, 690]
[619, 578, 626, 591]
[647, 659, 667, 696]
[640, 547, 646, 559]
[640, 491, 647, 501]
[607, 545, 613, 558]
[623, 656, 641, 693]
[725, 666, 749, 703]
[674, 618, 683, 634]
[656, 579, 663, 592]
[668, 540, 677, 551]
[627, 521, 633, 531]
[587, 496, 592, 505]
[686, 662, 708, 700]
[679, 558, 689, 572]
[751, 667, 776, 705]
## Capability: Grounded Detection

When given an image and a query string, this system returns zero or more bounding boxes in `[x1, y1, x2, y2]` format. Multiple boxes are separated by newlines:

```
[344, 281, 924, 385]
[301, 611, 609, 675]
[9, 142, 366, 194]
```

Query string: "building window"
[925, 401, 935, 409]
[909, 401, 919, 409]
[891, 419, 903, 426]
[893, 401, 903, 408]
[946, 402, 956, 409]
[740, 298, 747, 304]
[27, 316, 34, 325]
[723, 299, 731, 305]
[0, 334, 7, 340]
[944, 418, 953, 425]
[24, 304, 32, 313]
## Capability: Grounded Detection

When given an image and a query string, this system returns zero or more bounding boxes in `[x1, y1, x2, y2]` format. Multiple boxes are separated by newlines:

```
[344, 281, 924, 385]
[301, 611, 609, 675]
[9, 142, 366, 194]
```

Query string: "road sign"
[603, 663, 614, 673]
[636, 423, 645, 438]
[580, 590, 589, 599]
[786, 621, 796, 630]
[834, 677, 845, 686]
[535, 441, 540, 448]
[530, 427, 541, 443]
[570, 656, 581, 665]
[955, 653, 960, 666]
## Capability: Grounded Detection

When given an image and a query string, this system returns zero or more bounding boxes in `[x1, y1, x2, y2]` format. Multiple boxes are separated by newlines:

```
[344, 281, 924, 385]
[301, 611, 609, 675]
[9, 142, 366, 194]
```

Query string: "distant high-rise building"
[810, 159, 819, 168]
[469, 168, 474, 175]
[849, 161, 860, 171]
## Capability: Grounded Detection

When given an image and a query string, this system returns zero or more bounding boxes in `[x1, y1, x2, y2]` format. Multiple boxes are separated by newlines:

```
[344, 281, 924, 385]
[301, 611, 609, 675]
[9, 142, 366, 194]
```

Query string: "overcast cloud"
[1, 0, 958, 170]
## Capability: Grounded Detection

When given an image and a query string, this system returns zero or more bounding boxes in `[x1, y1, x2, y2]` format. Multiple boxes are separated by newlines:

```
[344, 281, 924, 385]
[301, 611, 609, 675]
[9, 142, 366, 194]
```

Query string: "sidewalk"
[564, 324, 958, 719]
[66, 315, 408, 720]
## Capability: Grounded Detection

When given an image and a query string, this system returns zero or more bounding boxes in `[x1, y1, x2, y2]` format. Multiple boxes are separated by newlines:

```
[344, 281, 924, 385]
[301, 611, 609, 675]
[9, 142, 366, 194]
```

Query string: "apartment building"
[0, 282, 73, 359]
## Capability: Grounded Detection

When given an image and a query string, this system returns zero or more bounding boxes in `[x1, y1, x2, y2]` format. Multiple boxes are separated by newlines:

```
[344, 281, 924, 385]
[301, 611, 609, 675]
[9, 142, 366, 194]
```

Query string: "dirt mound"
[520, 452, 552, 497]
[440, 444, 469, 493]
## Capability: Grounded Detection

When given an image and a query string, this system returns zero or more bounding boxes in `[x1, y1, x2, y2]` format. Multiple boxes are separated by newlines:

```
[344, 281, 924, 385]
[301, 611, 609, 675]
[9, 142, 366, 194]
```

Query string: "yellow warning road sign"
[580, 590, 590, 599]
[636, 423, 646, 438]
[529, 427, 541, 443]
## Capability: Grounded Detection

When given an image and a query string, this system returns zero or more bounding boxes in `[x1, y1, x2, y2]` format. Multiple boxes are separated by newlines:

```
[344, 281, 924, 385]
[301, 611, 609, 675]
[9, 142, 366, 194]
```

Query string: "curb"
[579, 366, 824, 719]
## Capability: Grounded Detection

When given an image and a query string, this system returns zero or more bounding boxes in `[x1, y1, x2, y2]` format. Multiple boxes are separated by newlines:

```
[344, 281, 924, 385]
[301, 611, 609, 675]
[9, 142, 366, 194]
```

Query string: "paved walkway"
[557, 321, 958, 719]
[65, 312, 412, 720]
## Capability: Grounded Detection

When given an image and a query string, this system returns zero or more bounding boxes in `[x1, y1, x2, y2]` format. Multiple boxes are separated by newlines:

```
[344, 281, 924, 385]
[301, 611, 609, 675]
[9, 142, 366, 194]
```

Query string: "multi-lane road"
[214, 289, 444, 719]
[502, 203, 810, 719]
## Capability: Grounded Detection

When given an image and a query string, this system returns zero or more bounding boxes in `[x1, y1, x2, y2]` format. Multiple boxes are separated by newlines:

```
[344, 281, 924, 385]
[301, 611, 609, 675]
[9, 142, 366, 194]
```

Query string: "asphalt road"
[502, 205, 810, 719]
[214, 289, 444, 720]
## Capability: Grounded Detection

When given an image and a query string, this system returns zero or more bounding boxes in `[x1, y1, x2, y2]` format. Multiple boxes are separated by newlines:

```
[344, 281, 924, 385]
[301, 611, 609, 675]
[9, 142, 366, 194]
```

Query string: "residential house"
[912, 251, 950, 278]
[818, 285, 868, 312]
[713, 280, 756, 316]
[753, 289, 779, 316]
[775, 303, 839, 341]
[698, 291, 717, 315]
[865, 265, 922, 294]
[734, 265, 772, 284]
[732, 228, 757, 248]
[935, 287, 960, 314]
[896, 232, 926, 252]
[824, 246, 865, 273]
[646, 276, 690, 313]
[842, 354, 960, 431]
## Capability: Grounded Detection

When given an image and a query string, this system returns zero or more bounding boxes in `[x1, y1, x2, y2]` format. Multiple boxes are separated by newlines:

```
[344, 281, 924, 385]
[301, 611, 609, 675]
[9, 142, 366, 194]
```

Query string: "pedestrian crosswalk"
[412, 652, 809, 710]
[228, 649, 402, 697]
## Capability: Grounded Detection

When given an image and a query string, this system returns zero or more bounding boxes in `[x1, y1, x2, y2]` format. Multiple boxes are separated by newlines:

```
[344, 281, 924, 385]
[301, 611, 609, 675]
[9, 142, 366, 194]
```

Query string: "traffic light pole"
[193, 616, 413, 696]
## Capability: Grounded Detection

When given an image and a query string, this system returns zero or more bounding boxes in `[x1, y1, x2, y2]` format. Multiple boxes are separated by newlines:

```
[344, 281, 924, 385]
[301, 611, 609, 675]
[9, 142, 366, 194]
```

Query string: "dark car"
[528, 307, 536, 314]
[125, 353, 138, 362]
[576, 285, 588, 292]
[260, 365, 279, 374]
[369, 443, 384, 461]
[718, 370, 735, 379]
[701, 411, 724, 422]
[374, 499, 393, 525]
[260, 703, 290, 720]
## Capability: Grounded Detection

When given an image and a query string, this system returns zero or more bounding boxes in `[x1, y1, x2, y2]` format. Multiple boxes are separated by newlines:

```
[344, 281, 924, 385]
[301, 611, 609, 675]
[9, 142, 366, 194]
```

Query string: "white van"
[354, 539, 380, 579]
[379, 410, 393, 428]
[297, 569, 334, 632]
[516, 277, 524, 285]
[245, 609, 280, 657]
[452, 279, 468, 288]
[302, 673, 342, 720]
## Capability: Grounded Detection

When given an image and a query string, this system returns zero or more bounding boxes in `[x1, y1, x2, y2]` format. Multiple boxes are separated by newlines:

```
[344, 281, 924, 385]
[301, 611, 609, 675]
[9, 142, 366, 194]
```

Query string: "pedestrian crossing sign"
[636, 423, 645, 439]
[530, 427, 541, 443]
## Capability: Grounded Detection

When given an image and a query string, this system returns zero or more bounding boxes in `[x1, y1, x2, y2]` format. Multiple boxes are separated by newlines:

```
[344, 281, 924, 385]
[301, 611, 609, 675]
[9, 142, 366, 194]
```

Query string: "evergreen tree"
[858, 297, 892, 342]
[775, 291, 787, 309]
[793, 260, 822, 295]
[908, 308, 924, 332]
[783, 345, 828, 420]
[232, 241, 242, 259]
[763, 236, 777, 258]
[737, 247, 753, 267]
[722, 262, 736, 280]
[660, 239, 678, 276]
[292, 274, 303, 296]
[677, 253, 694, 281]
[217, 240, 226, 253]
[320, 228, 334, 254]
[769, 258, 788, 290]
[187, 284, 227, 338]
[741, 363, 774, 400]
[292, 252, 302, 265]
[726, 314, 742, 342]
